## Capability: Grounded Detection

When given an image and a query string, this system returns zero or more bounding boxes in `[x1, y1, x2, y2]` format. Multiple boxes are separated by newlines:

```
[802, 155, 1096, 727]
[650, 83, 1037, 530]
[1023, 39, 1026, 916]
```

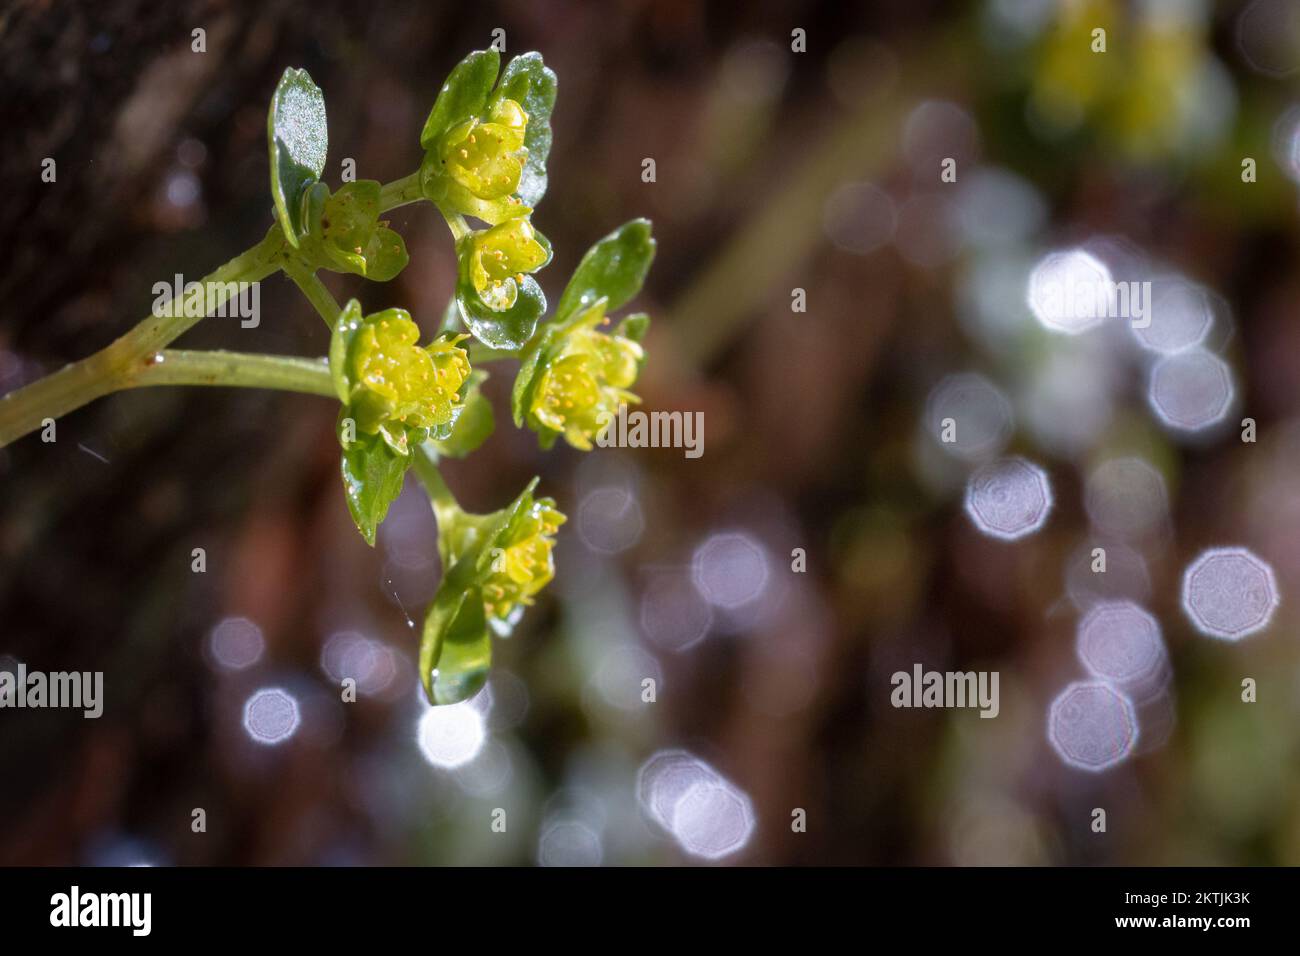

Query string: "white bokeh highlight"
[1075, 601, 1169, 699]
[691, 532, 770, 610]
[1027, 248, 1113, 334]
[416, 700, 487, 769]
[639, 572, 713, 652]
[1047, 681, 1138, 772]
[1130, 276, 1213, 354]
[924, 372, 1014, 462]
[242, 687, 301, 746]
[1147, 348, 1235, 433]
[956, 167, 1046, 248]
[320, 631, 399, 698]
[1181, 547, 1280, 641]
[637, 749, 755, 861]
[1238, 0, 1300, 78]
[207, 616, 264, 671]
[963, 457, 1053, 541]
[576, 485, 645, 554]
[537, 820, 604, 867]
[1084, 457, 1169, 541]
[1065, 539, 1152, 610]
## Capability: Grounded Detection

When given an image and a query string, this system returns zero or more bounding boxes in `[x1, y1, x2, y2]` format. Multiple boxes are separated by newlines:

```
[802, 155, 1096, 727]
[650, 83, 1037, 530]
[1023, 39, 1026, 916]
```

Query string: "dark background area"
[2, 0, 1300, 865]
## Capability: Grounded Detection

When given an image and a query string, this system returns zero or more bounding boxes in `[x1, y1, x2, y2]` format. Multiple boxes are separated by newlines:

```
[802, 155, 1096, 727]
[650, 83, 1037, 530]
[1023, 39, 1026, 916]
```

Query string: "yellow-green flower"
[422, 96, 534, 224]
[317, 182, 408, 280]
[466, 219, 549, 310]
[347, 309, 470, 447]
[480, 496, 565, 620]
[528, 302, 644, 450]
[440, 98, 529, 201]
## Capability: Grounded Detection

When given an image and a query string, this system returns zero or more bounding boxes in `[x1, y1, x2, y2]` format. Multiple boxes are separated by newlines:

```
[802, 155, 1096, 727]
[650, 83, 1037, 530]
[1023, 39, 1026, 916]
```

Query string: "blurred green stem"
[0, 169, 433, 448]
[413, 442, 463, 534]
[467, 343, 517, 364]
[124, 350, 335, 396]
[435, 202, 470, 241]
[379, 172, 424, 212]
[287, 266, 342, 327]
[0, 229, 286, 447]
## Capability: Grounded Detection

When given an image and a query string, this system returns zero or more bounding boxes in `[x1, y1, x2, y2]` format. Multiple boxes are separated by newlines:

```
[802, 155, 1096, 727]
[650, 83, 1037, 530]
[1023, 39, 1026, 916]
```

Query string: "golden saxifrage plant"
[0, 49, 656, 705]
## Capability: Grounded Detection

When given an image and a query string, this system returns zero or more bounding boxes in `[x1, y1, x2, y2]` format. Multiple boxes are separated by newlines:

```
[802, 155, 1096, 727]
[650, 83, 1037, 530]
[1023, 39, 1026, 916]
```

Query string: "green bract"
[431, 369, 495, 459]
[492, 53, 558, 208]
[268, 68, 328, 247]
[554, 218, 656, 321]
[512, 219, 655, 450]
[420, 49, 501, 152]
[340, 432, 409, 548]
[420, 476, 565, 704]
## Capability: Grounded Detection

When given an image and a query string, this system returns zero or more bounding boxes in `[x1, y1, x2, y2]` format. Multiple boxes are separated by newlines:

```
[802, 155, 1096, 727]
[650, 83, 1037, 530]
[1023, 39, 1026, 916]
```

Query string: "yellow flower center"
[350, 313, 470, 435]
[440, 99, 529, 200]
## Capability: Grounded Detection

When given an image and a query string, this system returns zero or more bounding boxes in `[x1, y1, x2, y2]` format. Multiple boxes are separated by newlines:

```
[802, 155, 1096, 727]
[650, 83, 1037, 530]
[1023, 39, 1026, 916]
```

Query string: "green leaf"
[328, 298, 364, 403]
[420, 49, 501, 150]
[433, 370, 494, 458]
[420, 584, 491, 705]
[555, 219, 656, 322]
[616, 312, 651, 343]
[455, 237, 547, 350]
[438, 295, 462, 334]
[339, 430, 408, 547]
[268, 68, 328, 248]
[491, 53, 557, 207]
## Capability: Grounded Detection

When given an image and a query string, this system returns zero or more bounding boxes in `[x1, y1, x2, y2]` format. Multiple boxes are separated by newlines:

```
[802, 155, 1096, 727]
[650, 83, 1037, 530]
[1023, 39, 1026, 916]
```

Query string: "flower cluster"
[528, 301, 645, 450]
[420, 478, 566, 704]
[300, 180, 408, 280]
[430, 97, 531, 223]
[348, 313, 470, 447]
[463, 218, 550, 311]
[482, 494, 566, 621]
[262, 53, 650, 705]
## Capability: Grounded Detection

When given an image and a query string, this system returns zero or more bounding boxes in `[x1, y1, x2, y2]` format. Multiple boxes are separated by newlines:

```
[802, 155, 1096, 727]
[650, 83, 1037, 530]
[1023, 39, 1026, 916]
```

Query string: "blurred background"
[3, 0, 1300, 865]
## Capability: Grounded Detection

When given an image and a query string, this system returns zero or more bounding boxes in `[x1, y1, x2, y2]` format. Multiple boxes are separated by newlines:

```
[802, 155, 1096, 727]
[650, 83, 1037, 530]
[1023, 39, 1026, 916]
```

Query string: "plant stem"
[0, 229, 287, 448]
[435, 202, 470, 241]
[0, 350, 124, 447]
[467, 343, 518, 364]
[0, 168, 429, 448]
[287, 267, 342, 327]
[413, 442, 460, 521]
[379, 172, 425, 212]
[131, 227, 288, 355]
[124, 350, 335, 397]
